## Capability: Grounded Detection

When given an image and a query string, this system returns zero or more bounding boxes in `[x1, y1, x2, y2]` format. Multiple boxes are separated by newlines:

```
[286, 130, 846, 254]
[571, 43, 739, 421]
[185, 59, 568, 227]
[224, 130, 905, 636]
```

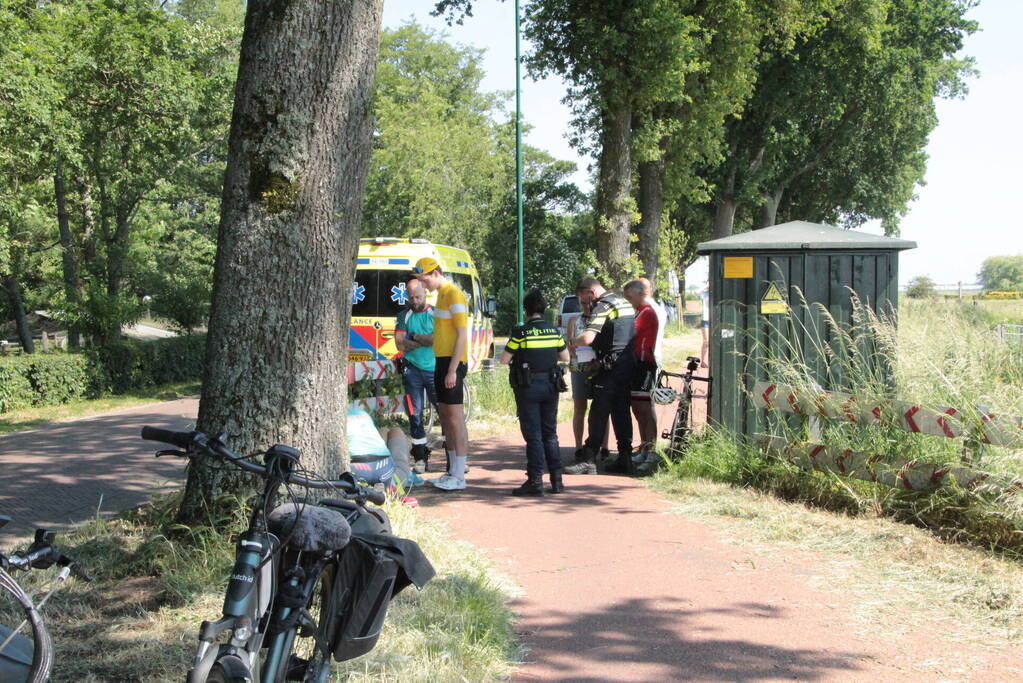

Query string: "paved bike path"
[0, 399, 200, 537]
[2, 400, 1019, 680]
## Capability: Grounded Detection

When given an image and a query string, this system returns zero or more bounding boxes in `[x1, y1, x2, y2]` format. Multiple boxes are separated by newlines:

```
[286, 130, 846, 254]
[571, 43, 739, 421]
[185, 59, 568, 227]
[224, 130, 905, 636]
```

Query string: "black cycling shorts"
[434, 357, 468, 405]
[631, 360, 659, 399]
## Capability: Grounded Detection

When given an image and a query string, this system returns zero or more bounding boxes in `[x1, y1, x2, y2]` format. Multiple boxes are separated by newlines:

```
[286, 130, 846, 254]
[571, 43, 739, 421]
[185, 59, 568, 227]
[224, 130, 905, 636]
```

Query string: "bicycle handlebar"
[2, 540, 93, 582]
[140, 427, 386, 505]
[659, 369, 712, 383]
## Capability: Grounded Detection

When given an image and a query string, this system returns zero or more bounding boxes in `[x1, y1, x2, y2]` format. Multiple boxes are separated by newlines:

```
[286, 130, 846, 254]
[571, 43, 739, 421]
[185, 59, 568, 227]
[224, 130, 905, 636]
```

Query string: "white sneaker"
[429, 473, 466, 491]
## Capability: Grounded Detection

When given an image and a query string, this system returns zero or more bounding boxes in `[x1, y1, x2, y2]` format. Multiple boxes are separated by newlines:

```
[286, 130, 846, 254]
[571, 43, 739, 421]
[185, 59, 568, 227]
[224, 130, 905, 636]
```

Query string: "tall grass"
[670, 295, 1023, 554]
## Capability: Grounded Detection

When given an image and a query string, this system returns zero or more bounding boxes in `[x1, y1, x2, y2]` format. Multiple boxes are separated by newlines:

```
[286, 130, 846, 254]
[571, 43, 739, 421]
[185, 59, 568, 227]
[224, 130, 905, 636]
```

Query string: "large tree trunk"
[178, 0, 382, 523]
[636, 159, 664, 280]
[594, 100, 633, 287]
[757, 186, 785, 229]
[54, 168, 80, 348]
[712, 197, 737, 239]
[2, 274, 34, 354]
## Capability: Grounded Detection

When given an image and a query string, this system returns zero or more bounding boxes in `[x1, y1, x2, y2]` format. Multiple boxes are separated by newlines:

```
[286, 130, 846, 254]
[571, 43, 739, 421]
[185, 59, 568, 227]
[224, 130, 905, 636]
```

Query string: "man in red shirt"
[624, 280, 659, 471]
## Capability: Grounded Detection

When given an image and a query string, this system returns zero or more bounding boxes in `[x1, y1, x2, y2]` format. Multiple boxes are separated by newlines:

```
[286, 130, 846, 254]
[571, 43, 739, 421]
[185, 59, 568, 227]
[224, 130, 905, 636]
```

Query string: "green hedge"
[0, 334, 206, 413]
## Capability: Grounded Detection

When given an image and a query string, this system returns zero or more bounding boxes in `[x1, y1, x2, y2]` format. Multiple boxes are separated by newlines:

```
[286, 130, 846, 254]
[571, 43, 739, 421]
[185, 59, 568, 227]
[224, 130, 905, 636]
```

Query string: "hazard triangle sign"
[760, 283, 787, 314]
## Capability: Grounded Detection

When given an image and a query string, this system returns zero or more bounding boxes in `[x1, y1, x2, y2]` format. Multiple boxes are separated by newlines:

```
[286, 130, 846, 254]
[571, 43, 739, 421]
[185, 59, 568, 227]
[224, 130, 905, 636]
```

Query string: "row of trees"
[1, 0, 594, 352]
[437, 0, 977, 286]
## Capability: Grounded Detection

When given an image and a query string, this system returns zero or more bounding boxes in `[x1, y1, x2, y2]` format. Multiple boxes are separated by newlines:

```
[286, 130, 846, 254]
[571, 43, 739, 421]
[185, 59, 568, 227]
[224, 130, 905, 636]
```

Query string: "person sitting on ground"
[346, 405, 421, 489]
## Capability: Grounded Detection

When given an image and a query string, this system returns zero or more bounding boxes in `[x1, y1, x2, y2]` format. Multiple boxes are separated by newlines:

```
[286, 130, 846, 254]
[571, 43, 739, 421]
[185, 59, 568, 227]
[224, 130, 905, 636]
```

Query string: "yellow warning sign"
[760, 283, 787, 314]
[723, 256, 753, 279]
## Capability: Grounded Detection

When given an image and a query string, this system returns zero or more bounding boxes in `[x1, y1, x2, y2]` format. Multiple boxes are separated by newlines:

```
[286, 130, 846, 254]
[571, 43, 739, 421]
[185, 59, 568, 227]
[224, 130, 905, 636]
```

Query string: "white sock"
[451, 455, 467, 480]
[446, 449, 456, 474]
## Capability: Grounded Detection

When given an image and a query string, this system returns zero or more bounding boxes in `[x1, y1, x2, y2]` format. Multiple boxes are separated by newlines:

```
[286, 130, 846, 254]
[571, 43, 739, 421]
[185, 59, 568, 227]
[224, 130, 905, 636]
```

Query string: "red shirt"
[633, 304, 658, 363]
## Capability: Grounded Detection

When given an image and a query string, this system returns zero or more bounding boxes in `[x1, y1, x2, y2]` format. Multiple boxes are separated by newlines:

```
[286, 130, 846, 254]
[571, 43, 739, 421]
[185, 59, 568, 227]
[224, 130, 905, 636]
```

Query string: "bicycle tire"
[667, 400, 692, 460]
[283, 561, 336, 683]
[0, 567, 52, 683]
[204, 654, 251, 683]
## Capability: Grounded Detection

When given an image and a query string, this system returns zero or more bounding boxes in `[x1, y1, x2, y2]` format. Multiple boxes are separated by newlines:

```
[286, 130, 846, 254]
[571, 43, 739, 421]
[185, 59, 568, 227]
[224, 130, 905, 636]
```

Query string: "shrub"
[0, 335, 207, 412]
[86, 335, 206, 394]
[0, 359, 35, 412]
[905, 275, 937, 299]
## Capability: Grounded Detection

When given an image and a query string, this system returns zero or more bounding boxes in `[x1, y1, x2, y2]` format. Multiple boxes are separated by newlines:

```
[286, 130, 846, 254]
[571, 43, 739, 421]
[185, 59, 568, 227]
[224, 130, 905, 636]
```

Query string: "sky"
[382, 1, 1023, 287]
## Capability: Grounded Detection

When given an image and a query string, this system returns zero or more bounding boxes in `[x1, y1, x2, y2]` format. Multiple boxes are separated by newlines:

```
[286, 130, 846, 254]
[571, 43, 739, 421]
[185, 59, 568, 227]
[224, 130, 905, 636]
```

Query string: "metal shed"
[696, 221, 916, 436]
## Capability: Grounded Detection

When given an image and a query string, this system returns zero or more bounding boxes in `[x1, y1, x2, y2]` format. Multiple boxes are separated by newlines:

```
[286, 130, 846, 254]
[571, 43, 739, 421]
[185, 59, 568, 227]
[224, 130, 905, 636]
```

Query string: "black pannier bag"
[327, 539, 399, 661]
[323, 529, 435, 662]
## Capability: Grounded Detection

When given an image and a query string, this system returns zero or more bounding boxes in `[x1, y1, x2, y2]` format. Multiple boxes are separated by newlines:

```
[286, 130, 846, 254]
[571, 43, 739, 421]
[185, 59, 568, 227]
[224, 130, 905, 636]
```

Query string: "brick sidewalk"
[0, 399, 199, 537]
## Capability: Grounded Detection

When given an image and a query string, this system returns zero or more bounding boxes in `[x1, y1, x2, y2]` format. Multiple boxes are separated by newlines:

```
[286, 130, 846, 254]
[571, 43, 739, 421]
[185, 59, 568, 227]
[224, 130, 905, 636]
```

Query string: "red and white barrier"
[753, 381, 1023, 449]
[347, 360, 396, 384]
[756, 435, 1023, 499]
[352, 395, 408, 414]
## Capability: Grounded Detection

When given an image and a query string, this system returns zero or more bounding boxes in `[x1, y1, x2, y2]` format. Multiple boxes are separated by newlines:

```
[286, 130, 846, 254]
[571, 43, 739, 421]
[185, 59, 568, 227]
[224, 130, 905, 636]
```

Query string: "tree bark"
[637, 159, 664, 280]
[2, 274, 34, 354]
[712, 162, 738, 239]
[178, 0, 383, 523]
[54, 168, 80, 348]
[594, 100, 633, 287]
[757, 186, 785, 229]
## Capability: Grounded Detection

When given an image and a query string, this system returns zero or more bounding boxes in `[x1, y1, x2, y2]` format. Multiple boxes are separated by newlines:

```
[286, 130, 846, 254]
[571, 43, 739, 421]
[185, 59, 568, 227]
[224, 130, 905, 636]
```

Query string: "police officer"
[500, 288, 570, 496]
[565, 276, 636, 475]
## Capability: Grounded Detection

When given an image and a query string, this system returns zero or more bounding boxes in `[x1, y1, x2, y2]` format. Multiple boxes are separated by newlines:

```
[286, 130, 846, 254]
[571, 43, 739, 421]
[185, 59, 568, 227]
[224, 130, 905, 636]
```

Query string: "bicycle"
[0, 520, 92, 683]
[141, 426, 434, 683]
[656, 356, 713, 459]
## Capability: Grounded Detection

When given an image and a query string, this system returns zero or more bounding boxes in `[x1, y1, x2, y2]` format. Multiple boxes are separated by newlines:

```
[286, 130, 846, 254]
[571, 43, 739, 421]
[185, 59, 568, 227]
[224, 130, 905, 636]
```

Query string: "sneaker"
[632, 442, 655, 465]
[429, 473, 466, 491]
[564, 460, 597, 475]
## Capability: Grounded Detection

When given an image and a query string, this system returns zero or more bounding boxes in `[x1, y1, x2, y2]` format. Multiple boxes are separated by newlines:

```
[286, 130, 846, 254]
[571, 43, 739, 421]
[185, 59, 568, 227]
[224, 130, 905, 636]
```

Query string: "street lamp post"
[515, 0, 524, 325]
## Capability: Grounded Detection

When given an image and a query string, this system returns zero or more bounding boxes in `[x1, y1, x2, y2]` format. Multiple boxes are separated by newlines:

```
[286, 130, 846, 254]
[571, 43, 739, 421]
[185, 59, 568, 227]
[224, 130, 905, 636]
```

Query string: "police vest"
[506, 318, 565, 373]
[587, 292, 635, 359]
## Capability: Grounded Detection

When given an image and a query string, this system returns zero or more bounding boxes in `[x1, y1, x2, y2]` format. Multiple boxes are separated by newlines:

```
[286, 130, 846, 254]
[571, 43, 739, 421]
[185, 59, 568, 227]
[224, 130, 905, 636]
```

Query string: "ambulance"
[348, 237, 496, 371]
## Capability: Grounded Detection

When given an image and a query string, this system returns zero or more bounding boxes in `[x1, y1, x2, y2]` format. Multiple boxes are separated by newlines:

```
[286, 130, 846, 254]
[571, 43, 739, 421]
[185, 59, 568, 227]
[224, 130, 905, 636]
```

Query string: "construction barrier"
[347, 360, 396, 384]
[756, 435, 1023, 498]
[752, 381, 1023, 449]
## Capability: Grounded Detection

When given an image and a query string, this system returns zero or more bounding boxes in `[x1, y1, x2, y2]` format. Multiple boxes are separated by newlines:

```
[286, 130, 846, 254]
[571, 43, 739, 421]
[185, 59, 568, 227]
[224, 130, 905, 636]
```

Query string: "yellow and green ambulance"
[348, 238, 495, 371]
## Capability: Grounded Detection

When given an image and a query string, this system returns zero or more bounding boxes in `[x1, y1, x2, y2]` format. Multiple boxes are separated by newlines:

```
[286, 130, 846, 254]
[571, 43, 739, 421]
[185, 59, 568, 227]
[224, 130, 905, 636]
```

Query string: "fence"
[752, 380, 1023, 497]
[996, 323, 1023, 347]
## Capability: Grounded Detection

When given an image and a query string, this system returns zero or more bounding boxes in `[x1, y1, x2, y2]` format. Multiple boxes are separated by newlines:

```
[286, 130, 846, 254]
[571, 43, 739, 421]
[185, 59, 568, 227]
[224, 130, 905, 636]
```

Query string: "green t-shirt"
[395, 306, 436, 372]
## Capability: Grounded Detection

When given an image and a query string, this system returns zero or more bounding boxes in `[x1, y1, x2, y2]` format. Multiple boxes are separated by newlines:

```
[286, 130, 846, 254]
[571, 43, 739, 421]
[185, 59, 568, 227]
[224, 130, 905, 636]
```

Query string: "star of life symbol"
[390, 282, 409, 305]
[351, 282, 366, 305]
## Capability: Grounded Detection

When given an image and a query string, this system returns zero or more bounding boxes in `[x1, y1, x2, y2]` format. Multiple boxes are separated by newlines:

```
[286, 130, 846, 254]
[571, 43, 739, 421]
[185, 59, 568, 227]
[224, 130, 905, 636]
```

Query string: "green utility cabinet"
[696, 221, 916, 437]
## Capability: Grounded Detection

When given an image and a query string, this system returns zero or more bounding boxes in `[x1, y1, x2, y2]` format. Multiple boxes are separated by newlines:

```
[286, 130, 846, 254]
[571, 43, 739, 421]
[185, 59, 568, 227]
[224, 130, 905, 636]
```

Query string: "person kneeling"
[501, 289, 570, 497]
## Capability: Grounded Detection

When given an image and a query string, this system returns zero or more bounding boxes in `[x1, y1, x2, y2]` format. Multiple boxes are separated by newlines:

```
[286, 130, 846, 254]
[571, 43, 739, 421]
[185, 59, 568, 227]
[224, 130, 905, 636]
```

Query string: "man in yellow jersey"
[413, 257, 469, 491]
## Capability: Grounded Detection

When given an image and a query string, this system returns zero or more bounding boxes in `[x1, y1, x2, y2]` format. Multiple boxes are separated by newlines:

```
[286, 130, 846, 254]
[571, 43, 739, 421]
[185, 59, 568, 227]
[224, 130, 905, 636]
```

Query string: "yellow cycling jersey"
[433, 280, 469, 362]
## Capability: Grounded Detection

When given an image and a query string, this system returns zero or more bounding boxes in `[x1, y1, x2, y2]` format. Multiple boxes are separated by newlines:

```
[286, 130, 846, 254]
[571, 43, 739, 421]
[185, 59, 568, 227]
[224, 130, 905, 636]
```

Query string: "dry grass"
[20, 493, 519, 682]
[651, 474, 1023, 649]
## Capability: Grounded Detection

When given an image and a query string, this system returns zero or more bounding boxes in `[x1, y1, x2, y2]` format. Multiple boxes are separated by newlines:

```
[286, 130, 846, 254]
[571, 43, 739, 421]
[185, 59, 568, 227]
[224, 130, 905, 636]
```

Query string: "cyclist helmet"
[651, 385, 677, 405]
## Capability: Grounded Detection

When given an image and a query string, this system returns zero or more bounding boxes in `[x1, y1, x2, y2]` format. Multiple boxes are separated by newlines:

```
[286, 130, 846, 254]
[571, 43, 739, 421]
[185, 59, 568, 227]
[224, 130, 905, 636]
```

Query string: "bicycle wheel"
[205, 654, 251, 683]
[666, 400, 692, 460]
[285, 562, 337, 683]
[0, 567, 52, 683]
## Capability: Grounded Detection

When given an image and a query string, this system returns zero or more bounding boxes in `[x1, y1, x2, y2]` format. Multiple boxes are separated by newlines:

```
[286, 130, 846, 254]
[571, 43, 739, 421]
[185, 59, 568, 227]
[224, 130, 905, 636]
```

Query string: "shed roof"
[696, 221, 917, 253]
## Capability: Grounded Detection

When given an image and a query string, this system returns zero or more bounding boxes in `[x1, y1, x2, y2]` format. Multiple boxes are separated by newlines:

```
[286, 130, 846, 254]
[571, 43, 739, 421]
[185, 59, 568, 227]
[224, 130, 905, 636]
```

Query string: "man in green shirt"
[394, 277, 437, 473]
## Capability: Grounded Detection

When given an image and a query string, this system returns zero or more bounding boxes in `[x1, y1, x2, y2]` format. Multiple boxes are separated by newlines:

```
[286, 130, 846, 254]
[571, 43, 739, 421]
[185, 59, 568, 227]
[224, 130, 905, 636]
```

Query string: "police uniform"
[506, 318, 567, 490]
[566, 291, 636, 474]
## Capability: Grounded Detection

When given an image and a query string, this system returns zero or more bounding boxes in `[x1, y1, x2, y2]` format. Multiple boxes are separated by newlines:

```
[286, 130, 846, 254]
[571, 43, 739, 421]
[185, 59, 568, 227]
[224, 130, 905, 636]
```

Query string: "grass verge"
[0, 381, 201, 435]
[648, 464, 1023, 652]
[22, 491, 519, 682]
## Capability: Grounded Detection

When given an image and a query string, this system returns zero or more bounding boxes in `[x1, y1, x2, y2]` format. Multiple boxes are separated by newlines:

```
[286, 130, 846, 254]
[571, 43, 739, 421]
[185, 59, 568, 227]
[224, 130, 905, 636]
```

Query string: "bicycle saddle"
[267, 504, 352, 553]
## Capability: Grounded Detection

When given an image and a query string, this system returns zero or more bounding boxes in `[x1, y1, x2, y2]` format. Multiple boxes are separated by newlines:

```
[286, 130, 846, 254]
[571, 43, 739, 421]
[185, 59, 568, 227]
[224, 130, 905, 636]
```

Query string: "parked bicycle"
[141, 427, 434, 683]
[0, 521, 92, 683]
[656, 356, 713, 459]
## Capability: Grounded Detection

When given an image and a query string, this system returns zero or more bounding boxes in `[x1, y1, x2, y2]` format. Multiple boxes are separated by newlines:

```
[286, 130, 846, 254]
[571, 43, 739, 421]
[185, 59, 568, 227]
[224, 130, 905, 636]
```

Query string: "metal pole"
[515, 0, 524, 325]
